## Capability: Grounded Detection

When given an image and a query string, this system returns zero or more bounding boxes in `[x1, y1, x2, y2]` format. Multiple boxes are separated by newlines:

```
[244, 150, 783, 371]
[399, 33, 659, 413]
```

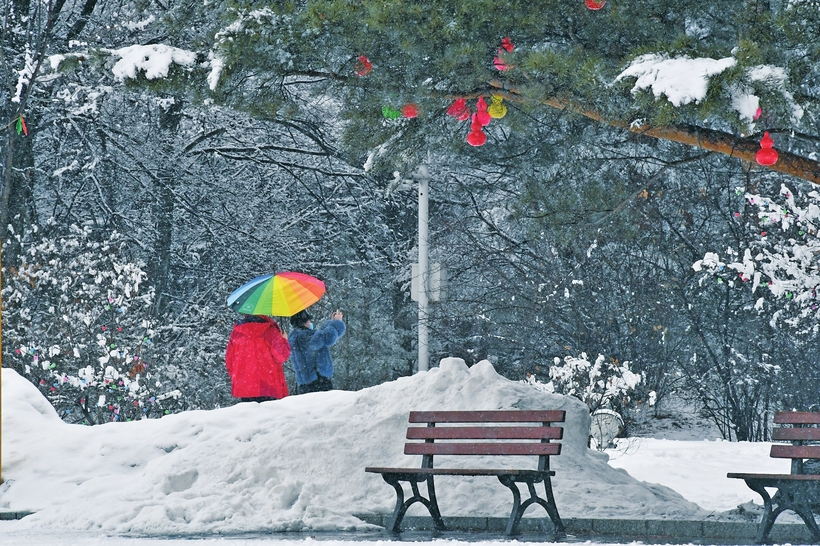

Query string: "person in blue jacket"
[288, 308, 345, 394]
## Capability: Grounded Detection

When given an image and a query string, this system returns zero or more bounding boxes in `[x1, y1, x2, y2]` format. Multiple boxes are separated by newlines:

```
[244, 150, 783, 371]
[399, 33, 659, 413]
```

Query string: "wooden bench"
[365, 410, 566, 536]
[728, 411, 820, 543]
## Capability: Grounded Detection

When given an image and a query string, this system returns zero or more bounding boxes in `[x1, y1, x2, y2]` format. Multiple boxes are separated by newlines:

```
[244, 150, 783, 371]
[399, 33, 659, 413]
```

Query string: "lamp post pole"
[416, 165, 430, 372]
[1, 238, 4, 484]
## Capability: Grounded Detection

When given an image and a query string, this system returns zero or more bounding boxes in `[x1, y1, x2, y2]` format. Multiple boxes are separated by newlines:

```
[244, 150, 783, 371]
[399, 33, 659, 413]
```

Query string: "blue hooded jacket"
[288, 319, 346, 386]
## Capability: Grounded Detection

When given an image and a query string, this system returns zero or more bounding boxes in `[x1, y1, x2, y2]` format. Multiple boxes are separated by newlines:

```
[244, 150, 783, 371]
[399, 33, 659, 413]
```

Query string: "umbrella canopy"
[227, 272, 325, 316]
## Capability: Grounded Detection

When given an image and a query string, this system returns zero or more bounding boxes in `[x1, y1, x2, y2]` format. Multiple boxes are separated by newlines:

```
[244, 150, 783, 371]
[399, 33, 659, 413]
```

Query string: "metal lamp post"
[397, 164, 446, 374]
[416, 165, 430, 372]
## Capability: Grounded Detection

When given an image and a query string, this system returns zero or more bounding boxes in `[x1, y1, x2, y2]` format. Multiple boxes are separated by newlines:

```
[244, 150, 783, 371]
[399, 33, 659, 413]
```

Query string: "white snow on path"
[606, 437, 789, 515]
[0, 359, 710, 537]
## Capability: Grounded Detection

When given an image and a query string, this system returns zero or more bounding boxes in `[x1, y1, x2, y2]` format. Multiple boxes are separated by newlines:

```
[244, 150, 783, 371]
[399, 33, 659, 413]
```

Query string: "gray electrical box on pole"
[411, 263, 447, 302]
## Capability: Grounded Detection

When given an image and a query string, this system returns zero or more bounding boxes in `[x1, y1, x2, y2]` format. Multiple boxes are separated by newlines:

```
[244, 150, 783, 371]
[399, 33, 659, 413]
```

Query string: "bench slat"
[406, 426, 563, 440]
[409, 410, 565, 424]
[772, 428, 820, 441]
[774, 412, 820, 425]
[365, 466, 555, 477]
[728, 472, 820, 481]
[405, 442, 561, 456]
[770, 444, 820, 459]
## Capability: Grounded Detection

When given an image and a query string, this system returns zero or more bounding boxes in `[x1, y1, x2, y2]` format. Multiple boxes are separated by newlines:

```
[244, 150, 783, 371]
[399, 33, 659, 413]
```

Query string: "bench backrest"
[771, 412, 820, 474]
[405, 410, 565, 471]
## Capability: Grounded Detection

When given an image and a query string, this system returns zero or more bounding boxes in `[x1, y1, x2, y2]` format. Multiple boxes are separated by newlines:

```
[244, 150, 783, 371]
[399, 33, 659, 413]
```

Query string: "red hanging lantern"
[446, 98, 470, 120]
[755, 131, 778, 166]
[466, 114, 487, 147]
[494, 37, 514, 70]
[585, 0, 606, 9]
[354, 55, 372, 76]
[402, 103, 419, 118]
[475, 97, 491, 126]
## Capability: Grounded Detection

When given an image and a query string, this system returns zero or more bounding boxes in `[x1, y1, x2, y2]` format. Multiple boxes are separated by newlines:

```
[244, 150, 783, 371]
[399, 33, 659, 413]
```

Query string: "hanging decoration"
[354, 55, 372, 76]
[446, 98, 470, 120]
[475, 97, 491, 126]
[402, 103, 419, 118]
[585, 0, 606, 9]
[755, 131, 778, 166]
[16, 115, 28, 136]
[494, 37, 514, 71]
[754, 106, 762, 120]
[382, 106, 402, 119]
[466, 114, 487, 147]
[488, 95, 507, 119]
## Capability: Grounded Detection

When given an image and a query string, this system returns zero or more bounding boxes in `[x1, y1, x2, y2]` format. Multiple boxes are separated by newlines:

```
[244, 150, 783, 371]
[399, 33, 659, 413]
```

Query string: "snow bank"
[0, 359, 705, 536]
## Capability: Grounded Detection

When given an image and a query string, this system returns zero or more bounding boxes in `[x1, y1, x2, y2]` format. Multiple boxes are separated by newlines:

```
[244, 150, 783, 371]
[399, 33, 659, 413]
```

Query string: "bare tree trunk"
[150, 98, 184, 316]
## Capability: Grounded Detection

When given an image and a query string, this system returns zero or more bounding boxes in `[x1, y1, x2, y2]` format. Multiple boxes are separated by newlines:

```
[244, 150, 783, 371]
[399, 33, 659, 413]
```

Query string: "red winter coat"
[225, 316, 290, 399]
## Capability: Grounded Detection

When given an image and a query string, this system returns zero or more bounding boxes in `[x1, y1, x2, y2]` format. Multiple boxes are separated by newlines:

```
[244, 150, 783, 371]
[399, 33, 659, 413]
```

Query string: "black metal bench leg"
[792, 504, 820, 542]
[381, 474, 446, 533]
[747, 481, 777, 543]
[424, 476, 447, 531]
[779, 487, 820, 542]
[498, 476, 565, 537]
[543, 476, 566, 535]
[498, 475, 524, 535]
[383, 474, 408, 533]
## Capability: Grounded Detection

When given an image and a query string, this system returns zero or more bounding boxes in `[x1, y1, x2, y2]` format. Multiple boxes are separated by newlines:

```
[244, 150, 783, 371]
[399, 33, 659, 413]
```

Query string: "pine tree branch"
[482, 85, 820, 186]
[553, 100, 820, 187]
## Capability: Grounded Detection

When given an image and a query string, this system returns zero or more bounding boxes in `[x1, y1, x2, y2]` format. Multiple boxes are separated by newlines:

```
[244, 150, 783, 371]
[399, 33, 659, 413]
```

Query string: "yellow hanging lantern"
[488, 95, 507, 119]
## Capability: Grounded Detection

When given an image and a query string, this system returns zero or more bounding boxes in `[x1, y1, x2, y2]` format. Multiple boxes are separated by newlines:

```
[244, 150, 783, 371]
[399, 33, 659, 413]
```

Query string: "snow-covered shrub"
[524, 353, 645, 450]
[524, 353, 644, 413]
[3, 221, 181, 424]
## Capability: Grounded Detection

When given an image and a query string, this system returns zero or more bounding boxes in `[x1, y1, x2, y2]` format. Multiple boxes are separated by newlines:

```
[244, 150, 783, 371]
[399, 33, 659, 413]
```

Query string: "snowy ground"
[0, 359, 790, 545]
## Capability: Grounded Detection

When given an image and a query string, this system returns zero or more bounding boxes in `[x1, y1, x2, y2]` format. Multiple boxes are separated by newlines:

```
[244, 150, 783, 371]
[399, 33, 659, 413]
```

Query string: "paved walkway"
[355, 514, 812, 543]
[2, 511, 814, 543]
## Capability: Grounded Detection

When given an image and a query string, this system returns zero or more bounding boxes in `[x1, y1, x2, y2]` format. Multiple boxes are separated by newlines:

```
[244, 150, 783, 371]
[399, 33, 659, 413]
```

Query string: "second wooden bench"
[365, 409, 566, 536]
[728, 411, 820, 543]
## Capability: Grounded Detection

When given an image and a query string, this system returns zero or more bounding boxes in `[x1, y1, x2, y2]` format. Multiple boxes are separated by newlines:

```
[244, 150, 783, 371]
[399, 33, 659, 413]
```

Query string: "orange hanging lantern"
[466, 114, 487, 147]
[402, 103, 419, 118]
[354, 56, 372, 76]
[488, 95, 507, 119]
[755, 131, 778, 166]
[475, 97, 491, 126]
[585, 0, 606, 9]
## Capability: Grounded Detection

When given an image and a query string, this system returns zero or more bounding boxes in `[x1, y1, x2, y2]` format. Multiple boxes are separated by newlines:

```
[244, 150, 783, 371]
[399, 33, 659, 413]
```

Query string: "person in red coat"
[225, 315, 291, 402]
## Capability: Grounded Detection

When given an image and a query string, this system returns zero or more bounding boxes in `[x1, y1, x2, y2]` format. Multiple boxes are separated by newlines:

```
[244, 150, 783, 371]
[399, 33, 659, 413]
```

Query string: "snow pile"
[0, 359, 707, 536]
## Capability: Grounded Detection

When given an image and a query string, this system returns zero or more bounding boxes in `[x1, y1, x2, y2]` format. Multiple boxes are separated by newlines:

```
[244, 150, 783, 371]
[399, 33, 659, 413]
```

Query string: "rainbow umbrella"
[227, 272, 325, 316]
